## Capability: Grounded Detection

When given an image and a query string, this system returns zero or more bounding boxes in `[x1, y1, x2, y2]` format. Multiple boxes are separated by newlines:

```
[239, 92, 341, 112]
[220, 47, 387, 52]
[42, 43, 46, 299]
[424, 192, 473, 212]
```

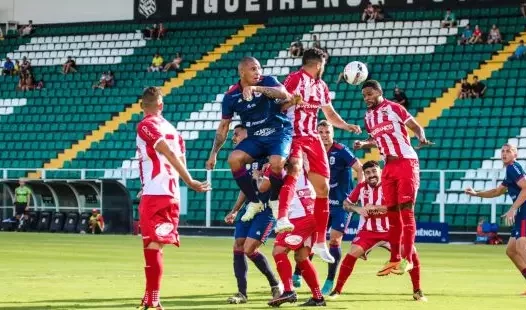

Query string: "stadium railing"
[0, 168, 506, 226]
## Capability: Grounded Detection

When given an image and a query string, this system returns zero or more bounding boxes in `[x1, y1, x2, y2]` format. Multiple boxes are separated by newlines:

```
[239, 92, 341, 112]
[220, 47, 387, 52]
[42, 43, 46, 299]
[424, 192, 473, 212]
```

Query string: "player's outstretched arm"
[406, 118, 434, 149]
[225, 191, 246, 224]
[352, 160, 364, 183]
[155, 140, 211, 192]
[353, 138, 376, 150]
[206, 118, 231, 170]
[321, 105, 361, 134]
[464, 185, 506, 198]
[248, 85, 291, 100]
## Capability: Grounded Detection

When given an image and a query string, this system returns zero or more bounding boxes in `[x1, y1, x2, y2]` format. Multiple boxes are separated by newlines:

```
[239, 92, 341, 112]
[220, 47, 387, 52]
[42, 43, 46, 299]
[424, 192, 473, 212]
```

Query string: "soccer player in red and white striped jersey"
[278, 48, 361, 263]
[136, 87, 210, 310]
[329, 161, 427, 302]
[354, 80, 432, 276]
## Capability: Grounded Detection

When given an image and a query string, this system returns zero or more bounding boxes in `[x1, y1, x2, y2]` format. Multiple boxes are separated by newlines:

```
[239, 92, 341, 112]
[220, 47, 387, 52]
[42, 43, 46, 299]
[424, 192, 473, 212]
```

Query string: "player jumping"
[319, 120, 364, 294]
[136, 87, 210, 310]
[328, 160, 427, 301]
[278, 48, 362, 263]
[206, 57, 297, 223]
[269, 165, 327, 307]
[354, 80, 432, 276]
[465, 143, 526, 295]
[224, 124, 282, 304]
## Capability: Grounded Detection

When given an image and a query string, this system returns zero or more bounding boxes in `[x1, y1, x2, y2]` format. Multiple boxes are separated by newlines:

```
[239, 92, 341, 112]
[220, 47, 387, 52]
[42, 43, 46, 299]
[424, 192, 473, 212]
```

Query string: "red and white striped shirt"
[289, 172, 315, 219]
[364, 100, 418, 160]
[283, 69, 331, 137]
[347, 181, 388, 233]
[136, 114, 186, 199]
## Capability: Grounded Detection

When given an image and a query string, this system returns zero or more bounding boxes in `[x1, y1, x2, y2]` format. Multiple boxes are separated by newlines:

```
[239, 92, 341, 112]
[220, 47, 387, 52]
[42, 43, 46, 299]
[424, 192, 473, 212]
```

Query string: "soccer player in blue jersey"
[206, 56, 297, 223]
[465, 143, 526, 296]
[224, 124, 282, 304]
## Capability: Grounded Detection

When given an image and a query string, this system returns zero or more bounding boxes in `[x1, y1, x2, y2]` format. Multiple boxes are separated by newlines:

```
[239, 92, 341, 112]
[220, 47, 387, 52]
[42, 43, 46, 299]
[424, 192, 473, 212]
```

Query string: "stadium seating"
[0, 7, 524, 228]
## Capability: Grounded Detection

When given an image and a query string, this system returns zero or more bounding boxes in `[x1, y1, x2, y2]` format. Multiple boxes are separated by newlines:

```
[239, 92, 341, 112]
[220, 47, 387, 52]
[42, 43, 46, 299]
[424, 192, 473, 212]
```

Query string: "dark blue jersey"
[502, 161, 526, 214]
[221, 76, 291, 136]
[247, 158, 270, 204]
[328, 142, 357, 207]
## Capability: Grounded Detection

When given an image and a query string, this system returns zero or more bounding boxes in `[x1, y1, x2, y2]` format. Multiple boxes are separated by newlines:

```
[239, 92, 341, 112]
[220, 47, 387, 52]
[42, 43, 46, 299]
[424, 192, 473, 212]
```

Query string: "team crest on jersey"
[253, 92, 262, 98]
[138, 0, 157, 18]
[284, 234, 303, 246]
[155, 222, 174, 237]
[329, 156, 335, 165]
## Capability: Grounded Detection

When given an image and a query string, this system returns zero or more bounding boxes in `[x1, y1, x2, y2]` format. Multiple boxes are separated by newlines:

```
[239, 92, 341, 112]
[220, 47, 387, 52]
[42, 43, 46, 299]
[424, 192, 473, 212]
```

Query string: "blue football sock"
[232, 167, 259, 203]
[233, 250, 248, 296]
[248, 252, 279, 287]
[327, 245, 342, 281]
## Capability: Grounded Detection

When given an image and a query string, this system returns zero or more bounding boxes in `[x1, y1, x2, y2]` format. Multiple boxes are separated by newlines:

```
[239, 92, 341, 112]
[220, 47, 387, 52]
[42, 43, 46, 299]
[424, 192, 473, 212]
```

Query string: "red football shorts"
[382, 158, 420, 208]
[139, 195, 180, 248]
[274, 216, 316, 251]
[290, 135, 329, 178]
[351, 229, 390, 252]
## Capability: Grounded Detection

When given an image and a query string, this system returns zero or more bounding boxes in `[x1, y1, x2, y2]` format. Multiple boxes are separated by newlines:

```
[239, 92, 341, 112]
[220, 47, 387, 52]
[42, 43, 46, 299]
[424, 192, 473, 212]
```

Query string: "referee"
[14, 179, 31, 224]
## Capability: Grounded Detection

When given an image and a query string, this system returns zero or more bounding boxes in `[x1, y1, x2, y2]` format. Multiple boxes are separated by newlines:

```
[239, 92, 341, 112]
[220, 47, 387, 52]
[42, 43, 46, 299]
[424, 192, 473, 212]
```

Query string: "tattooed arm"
[205, 118, 231, 170]
[242, 85, 291, 100]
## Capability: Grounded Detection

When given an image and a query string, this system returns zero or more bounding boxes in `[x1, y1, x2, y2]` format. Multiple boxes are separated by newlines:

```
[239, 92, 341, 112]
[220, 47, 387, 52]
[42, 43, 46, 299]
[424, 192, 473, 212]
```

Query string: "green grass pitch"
[1, 232, 524, 309]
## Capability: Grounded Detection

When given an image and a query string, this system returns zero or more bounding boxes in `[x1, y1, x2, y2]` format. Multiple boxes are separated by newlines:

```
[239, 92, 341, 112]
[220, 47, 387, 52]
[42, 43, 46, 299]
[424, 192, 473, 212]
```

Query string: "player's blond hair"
[317, 120, 333, 129]
[141, 87, 163, 109]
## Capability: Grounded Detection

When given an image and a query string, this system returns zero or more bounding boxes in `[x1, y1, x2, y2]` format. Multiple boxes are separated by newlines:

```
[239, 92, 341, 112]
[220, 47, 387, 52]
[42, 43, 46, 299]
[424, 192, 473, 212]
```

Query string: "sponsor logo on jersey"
[155, 222, 174, 237]
[254, 127, 276, 136]
[329, 199, 340, 206]
[329, 156, 335, 165]
[284, 234, 303, 246]
[370, 123, 394, 137]
[246, 118, 267, 128]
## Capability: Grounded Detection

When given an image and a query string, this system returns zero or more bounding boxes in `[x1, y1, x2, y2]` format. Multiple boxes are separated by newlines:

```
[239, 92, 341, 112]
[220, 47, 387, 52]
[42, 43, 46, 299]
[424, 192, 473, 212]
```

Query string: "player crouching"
[269, 167, 326, 307]
[329, 161, 427, 302]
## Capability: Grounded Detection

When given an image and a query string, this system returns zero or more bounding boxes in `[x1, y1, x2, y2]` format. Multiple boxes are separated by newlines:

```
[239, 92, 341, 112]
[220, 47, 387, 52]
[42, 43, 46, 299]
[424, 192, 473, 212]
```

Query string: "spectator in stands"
[458, 78, 472, 99]
[89, 209, 105, 234]
[311, 34, 321, 49]
[393, 87, 409, 108]
[470, 76, 486, 98]
[487, 24, 502, 44]
[20, 56, 31, 73]
[362, 3, 377, 22]
[289, 38, 303, 57]
[157, 23, 167, 40]
[62, 56, 77, 74]
[441, 8, 456, 28]
[17, 73, 27, 91]
[18, 20, 34, 37]
[458, 24, 472, 45]
[373, 1, 385, 21]
[163, 53, 183, 72]
[469, 25, 483, 44]
[510, 40, 526, 60]
[148, 53, 164, 72]
[35, 79, 45, 90]
[14, 179, 31, 227]
[521, 2, 526, 17]
[144, 23, 158, 40]
[2, 57, 14, 75]
[13, 60, 20, 75]
[92, 71, 114, 89]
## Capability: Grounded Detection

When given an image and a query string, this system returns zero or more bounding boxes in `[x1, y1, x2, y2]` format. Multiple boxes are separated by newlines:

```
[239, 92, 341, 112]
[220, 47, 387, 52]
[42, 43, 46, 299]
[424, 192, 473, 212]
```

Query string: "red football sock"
[144, 248, 163, 306]
[278, 175, 297, 219]
[298, 259, 323, 299]
[387, 209, 403, 262]
[273, 253, 293, 292]
[408, 250, 421, 291]
[314, 197, 329, 243]
[401, 209, 416, 264]
[334, 254, 358, 293]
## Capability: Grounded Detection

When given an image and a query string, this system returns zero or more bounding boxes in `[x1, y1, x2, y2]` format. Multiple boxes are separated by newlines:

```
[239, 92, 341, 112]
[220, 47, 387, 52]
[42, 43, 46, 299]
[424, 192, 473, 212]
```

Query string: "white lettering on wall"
[191, 0, 198, 14]
[205, 0, 218, 13]
[172, 0, 184, 15]
[226, 0, 239, 12]
[346, 0, 362, 6]
[266, 0, 273, 10]
[324, 0, 339, 7]
[302, 0, 317, 8]
[246, 0, 260, 11]
[280, 0, 294, 10]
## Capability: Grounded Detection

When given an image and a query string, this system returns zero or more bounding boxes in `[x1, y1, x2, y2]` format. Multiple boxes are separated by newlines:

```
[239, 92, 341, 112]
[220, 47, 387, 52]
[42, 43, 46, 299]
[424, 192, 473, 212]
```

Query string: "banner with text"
[134, 0, 517, 22]
[340, 221, 449, 243]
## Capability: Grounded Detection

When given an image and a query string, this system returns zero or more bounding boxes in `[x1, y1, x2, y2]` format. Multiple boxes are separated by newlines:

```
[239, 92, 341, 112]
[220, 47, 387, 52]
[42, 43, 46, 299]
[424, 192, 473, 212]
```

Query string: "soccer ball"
[343, 61, 368, 85]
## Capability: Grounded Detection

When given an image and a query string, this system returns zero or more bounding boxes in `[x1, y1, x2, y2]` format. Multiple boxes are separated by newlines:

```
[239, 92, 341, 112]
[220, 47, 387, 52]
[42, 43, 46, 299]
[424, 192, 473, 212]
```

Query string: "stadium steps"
[360, 30, 526, 164]
[27, 24, 265, 179]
